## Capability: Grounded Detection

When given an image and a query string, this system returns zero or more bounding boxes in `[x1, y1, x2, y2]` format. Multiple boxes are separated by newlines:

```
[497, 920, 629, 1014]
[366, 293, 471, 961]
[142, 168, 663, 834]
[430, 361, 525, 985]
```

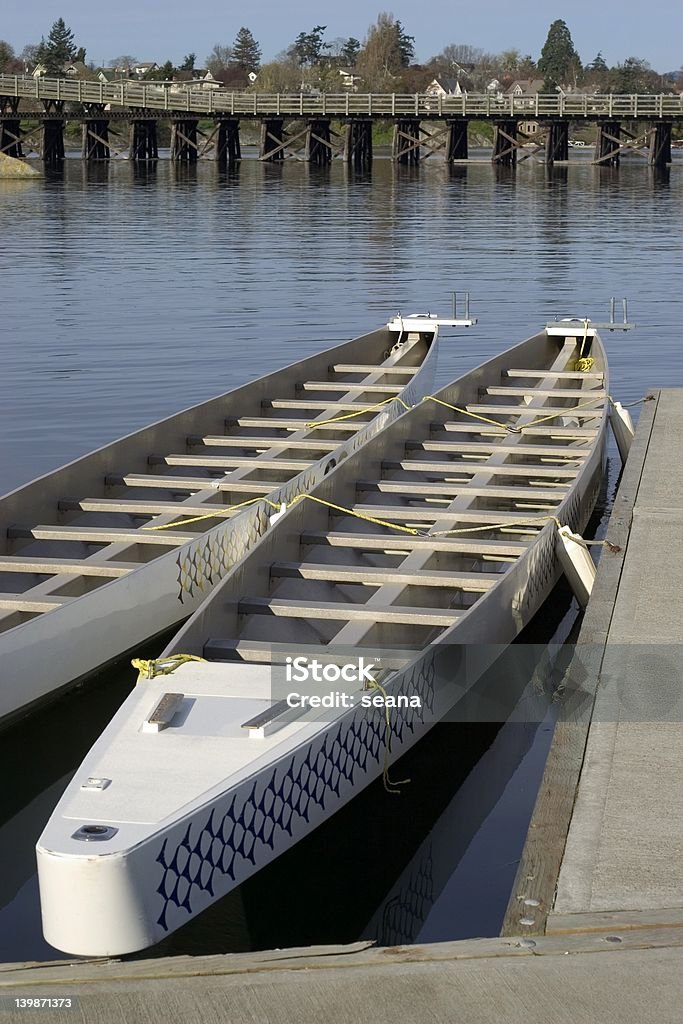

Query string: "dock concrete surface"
[3, 390, 683, 1023]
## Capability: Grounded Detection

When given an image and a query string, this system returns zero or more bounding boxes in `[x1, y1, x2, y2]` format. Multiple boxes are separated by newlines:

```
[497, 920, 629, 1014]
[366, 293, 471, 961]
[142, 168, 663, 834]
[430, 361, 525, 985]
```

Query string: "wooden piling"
[260, 119, 284, 161]
[216, 118, 241, 166]
[545, 121, 569, 165]
[595, 121, 621, 166]
[305, 120, 333, 165]
[129, 120, 158, 161]
[445, 120, 468, 161]
[650, 122, 672, 167]
[492, 120, 518, 166]
[81, 120, 110, 161]
[0, 95, 22, 158]
[170, 120, 199, 163]
[343, 120, 372, 167]
[41, 120, 65, 165]
[392, 119, 421, 164]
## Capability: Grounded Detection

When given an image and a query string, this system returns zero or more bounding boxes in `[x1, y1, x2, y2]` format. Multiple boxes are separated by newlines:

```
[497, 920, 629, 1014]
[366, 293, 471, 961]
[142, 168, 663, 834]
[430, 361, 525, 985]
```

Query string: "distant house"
[506, 78, 544, 97]
[172, 68, 222, 90]
[32, 60, 98, 81]
[338, 68, 361, 91]
[64, 61, 99, 82]
[425, 76, 463, 98]
[133, 62, 158, 77]
[486, 79, 502, 93]
[506, 79, 545, 133]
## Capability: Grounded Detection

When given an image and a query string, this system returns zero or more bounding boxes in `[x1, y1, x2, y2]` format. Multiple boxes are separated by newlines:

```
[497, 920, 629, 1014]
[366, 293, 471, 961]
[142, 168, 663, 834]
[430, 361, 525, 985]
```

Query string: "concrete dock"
[2, 390, 683, 1022]
[504, 388, 683, 942]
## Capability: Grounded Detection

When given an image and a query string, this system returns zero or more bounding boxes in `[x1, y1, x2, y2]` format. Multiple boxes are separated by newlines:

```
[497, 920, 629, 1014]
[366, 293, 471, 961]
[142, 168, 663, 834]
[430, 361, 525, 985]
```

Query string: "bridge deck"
[2, 74, 683, 122]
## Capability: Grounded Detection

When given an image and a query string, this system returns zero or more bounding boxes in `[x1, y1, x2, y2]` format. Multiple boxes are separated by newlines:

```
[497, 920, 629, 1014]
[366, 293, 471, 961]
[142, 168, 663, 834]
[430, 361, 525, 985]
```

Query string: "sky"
[2, 0, 682, 72]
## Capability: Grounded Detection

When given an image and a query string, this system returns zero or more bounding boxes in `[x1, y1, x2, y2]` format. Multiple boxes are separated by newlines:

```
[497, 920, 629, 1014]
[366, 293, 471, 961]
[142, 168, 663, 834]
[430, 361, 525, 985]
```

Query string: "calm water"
[0, 152, 682, 962]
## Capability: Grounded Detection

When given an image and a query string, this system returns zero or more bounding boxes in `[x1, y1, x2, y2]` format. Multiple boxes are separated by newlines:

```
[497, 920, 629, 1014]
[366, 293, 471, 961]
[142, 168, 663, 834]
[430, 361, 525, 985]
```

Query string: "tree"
[356, 13, 411, 90]
[36, 17, 78, 76]
[340, 37, 361, 66]
[611, 56, 661, 94]
[327, 36, 361, 66]
[206, 44, 233, 77]
[110, 55, 138, 71]
[290, 26, 329, 67]
[252, 60, 301, 92]
[584, 51, 609, 91]
[231, 28, 261, 72]
[180, 53, 196, 71]
[537, 19, 581, 89]
[395, 21, 414, 67]
[0, 40, 15, 72]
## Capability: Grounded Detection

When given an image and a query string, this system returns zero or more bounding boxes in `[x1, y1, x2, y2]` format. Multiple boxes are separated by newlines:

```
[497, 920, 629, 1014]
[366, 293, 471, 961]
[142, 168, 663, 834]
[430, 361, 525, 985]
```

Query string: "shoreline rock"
[0, 153, 42, 178]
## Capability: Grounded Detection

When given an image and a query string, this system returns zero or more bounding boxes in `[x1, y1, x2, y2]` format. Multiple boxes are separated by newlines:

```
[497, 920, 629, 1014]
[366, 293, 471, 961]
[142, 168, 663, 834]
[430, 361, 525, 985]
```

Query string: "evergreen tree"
[290, 26, 328, 67]
[180, 53, 196, 71]
[537, 19, 581, 89]
[339, 37, 361, 66]
[231, 27, 261, 72]
[36, 17, 78, 76]
[395, 21, 415, 67]
[589, 51, 608, 73]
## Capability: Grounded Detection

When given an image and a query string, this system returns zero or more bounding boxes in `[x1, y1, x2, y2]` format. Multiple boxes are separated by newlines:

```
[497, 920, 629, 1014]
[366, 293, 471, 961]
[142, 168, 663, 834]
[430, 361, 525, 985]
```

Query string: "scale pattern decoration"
[175, 355, 426, 603]
[153, 650, 436, 932]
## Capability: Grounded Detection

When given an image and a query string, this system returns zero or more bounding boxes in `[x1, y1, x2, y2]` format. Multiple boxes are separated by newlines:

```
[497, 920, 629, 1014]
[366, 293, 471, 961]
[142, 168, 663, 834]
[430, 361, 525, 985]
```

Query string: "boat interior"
[0, 329, 430, 636]
[168, 331, 607, 673]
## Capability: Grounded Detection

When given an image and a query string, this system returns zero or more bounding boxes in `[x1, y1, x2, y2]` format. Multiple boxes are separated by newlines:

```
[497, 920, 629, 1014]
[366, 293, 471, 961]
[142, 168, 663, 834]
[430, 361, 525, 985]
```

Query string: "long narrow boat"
[37, 322, 608, 956]
[0, 318, 442, 725]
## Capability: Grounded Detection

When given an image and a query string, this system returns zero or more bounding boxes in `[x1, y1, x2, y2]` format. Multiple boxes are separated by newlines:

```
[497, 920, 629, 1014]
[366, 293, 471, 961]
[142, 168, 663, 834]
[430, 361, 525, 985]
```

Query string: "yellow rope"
[132, 653, 206, 681]
[363, 678, 411, 794]
[145, 495, 270, 531]
[421, 395, 513, 431]
[305, 395, 411, 428]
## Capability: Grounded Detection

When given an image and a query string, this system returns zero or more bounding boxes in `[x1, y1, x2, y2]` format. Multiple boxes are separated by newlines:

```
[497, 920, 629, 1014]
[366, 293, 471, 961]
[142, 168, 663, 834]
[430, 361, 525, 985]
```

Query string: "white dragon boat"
[0, 315, 450, 725]
[37, 321, 608, 955]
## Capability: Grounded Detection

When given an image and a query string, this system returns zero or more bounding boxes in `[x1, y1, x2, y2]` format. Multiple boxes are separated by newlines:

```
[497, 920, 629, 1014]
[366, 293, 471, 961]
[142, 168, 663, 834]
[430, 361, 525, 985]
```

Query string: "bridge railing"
[1, 74, 683, 120]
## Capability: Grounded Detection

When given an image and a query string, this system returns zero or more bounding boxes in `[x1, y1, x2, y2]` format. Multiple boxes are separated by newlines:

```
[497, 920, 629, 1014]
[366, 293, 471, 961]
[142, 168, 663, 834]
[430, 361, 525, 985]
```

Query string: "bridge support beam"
[545, 121, 569, 164]
[42, 120, 65, 165]
[170, 119, 198, 162]
[0, 96, 22, 157]
[260, 119, 284, 161]
[492, 120, 518, 165]
[81, 120, 110, 160]
[0, 119, 22, 158]
[216, 118, 241, 165]
[304, 119, 333, 165]
[343, 119, 372, 167]
[445, 120, 468, 161]
[129, 120, 158, 161]
[595, 121, 621, 166]
[650, 122, 672, 167]
[393, 119, 421, 164]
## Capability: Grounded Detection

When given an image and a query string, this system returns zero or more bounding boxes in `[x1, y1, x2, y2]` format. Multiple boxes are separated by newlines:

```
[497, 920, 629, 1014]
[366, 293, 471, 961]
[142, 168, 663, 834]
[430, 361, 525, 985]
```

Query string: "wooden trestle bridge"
[1, 74, 681, 168]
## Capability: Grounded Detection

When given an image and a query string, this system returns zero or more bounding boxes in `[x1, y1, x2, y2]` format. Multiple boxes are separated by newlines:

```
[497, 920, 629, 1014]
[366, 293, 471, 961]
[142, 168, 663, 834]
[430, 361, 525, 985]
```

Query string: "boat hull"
[0, 328, 437, 724]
